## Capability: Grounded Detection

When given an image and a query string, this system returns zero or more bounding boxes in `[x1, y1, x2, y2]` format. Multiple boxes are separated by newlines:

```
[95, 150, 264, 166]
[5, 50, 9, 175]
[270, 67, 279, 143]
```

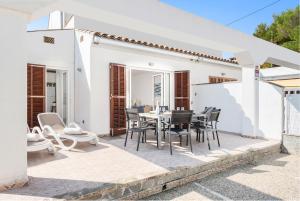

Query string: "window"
[209, 76, 237, 84]
[43, 36, 55, 44]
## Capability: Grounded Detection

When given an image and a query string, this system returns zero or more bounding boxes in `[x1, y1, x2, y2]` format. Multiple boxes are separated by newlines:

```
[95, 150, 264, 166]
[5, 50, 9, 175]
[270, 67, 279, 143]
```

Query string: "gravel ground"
[145, 153, 300, 201]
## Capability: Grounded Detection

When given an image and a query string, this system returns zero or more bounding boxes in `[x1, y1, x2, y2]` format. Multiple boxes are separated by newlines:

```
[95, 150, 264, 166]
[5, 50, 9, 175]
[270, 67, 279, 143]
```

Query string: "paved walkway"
[0, 132, 279, 200]
[146, 153, 300, 201]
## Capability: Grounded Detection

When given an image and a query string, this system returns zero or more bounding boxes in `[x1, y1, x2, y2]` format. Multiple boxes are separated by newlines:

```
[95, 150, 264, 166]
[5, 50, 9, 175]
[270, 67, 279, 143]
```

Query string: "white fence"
[191, 81, 284, 140]
[191, 82, 243, 134]
[285, 92, 300, 135]
[258, 81, 283, 140]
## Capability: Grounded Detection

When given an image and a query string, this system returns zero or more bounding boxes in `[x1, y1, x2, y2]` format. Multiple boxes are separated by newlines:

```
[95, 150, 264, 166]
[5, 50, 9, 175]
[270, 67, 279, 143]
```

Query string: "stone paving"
[146, 153, 300, 201]
[0, 132, 280, 200]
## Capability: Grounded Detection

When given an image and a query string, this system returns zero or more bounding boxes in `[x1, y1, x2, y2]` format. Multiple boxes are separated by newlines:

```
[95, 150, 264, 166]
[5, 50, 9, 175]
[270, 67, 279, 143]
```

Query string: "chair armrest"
[42, 125, 56, 135]
[32, 126, 46, 139]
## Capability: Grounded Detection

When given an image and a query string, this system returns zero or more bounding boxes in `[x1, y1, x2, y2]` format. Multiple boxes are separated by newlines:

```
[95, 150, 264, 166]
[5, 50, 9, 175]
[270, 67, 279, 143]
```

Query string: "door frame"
[127, 66, 173, 109]
[46, 67, 70, 124]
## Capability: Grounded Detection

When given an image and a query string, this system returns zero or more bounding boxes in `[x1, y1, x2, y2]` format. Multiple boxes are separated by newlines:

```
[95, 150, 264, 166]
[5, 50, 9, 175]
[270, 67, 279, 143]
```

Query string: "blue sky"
[160, 0, 299, 35]
[28, 0, 299, 35]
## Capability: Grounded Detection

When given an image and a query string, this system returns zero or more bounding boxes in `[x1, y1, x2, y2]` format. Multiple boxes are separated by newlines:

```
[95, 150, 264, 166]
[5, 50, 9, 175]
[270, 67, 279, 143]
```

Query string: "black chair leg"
[169, 135, 173, 155]
[131, 131, 133, 139]
[216, 130, 220, 147]
[186, 135, 188, 146]
[212, 131, 215, 140]
[156, 131, 159, 148]
[144, 131, 147, 143]
[206, 130, 211, 150]
[179, 135, 182, 146]
[202, 131, 205, 142]
[189, 133, 193, 153]
[142, 131, 146, 143]
[124, 129, 129, 147]
[137, 132, 141, 151]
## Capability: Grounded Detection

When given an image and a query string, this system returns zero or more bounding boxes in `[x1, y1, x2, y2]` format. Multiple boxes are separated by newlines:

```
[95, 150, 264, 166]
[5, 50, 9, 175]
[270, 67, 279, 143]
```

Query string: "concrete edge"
[56, 142, 280, 200]
[0, 177, 28, 192]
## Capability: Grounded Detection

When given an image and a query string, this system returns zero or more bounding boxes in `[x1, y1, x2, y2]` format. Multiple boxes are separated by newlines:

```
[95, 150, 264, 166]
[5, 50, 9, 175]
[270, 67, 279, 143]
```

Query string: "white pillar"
[0, 8, 28, 190]
[236, 51, 261, 138]
[241, 66, 260, 137]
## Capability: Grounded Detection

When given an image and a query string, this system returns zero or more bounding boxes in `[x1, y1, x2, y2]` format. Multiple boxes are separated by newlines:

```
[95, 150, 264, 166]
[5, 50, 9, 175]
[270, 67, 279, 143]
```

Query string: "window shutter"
[110, 63, 127, 135]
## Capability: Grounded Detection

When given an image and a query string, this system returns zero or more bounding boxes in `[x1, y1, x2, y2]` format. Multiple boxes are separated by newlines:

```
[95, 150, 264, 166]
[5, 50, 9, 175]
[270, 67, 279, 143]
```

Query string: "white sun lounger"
[27, 125, 56, 154]
[37, 113, 99, 150]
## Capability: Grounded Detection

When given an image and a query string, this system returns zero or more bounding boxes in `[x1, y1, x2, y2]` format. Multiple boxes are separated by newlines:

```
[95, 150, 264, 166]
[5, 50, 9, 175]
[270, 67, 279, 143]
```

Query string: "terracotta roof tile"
[94, 32, 239, 65]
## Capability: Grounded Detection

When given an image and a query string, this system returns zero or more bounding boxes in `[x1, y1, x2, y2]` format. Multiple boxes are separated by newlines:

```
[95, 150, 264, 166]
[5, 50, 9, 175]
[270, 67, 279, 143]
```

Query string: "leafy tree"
[254, 5, 300, 53]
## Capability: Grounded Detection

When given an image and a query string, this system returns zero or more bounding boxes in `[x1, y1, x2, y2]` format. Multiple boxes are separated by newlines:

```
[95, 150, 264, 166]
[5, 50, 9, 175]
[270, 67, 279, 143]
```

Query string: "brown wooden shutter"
[110, 63, 126, 136]
[27, 64, 46, 128]
[175, 71, 190, 110]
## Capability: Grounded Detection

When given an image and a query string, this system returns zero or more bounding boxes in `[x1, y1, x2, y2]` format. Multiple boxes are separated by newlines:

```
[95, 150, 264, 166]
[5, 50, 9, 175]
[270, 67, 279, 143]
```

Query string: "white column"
[241, 66, 260, 138]
[0, 8, 28, 190]
[236, 51, 262, 138]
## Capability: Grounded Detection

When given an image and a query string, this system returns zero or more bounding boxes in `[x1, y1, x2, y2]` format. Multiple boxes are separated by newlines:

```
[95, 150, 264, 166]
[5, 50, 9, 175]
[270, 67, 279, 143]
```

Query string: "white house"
[27, 18, 243, 136]
[1, 0, 300, 191]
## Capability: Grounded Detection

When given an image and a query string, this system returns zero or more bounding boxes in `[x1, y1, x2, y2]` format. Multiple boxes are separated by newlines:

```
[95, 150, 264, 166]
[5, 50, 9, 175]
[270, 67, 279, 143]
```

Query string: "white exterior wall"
[191, 83, 243, 134]
[81, 41, 241, 134]
[74, 31, 94, 130]
[0, 8, 28, 188]
[26, 30, 75, 122]
[258, 82, 283, 140]
[27, 30, 74, 69]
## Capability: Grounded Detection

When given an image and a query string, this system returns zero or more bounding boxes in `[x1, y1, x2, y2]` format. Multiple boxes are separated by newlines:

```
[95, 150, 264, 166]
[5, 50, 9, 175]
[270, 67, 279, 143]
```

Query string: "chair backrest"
[171, 110, 193, 124]
[159, 106, 169, 113]
[125, 108, 140, 122]
[201, 107, 216, 114]
[210, 109, 221, 122]
[38, 113, 65, 129]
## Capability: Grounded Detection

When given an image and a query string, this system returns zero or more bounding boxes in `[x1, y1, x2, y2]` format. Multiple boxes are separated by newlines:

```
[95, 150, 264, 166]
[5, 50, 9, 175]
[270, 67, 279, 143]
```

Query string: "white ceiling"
[0, 0, 56, 14]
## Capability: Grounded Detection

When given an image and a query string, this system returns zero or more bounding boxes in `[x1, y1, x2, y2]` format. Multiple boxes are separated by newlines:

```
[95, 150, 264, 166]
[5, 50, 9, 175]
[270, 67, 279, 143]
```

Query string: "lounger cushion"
[27, 133, 42, 142]
[64, 127, 83, 135]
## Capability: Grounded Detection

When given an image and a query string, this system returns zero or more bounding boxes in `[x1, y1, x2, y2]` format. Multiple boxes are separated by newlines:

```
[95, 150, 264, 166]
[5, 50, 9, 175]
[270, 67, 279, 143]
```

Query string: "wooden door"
[175, 71, 190, 110]
[27, 64, 46, 128]
[110, 63, 126, 136]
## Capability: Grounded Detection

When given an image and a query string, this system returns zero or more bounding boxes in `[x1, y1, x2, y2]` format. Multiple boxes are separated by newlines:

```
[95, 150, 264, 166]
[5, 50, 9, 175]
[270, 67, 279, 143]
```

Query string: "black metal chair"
[166, 110, 193, 155]
[124, 110, 157, 151]
[194, 108, 221, 150]
[210, 109, 221, 147]
[159, 106, 169, 139]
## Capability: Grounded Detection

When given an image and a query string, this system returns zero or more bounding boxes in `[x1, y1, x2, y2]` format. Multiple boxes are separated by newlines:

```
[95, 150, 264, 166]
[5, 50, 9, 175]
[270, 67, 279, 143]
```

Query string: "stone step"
[56, 142, 280, 200]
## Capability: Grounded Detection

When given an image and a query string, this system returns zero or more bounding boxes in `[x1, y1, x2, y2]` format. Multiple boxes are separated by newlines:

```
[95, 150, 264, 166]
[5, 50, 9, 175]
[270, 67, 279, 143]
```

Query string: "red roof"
[94, 32, 239, 65]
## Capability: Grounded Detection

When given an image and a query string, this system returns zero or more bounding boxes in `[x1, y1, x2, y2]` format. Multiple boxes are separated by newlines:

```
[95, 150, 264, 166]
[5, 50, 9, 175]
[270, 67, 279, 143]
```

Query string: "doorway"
[27, 64, 69, 128]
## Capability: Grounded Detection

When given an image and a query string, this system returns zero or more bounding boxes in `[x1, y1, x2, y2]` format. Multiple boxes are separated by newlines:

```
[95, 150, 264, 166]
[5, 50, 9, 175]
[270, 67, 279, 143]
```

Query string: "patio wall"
[258, 81, 283, 140]
[191, 82, 243, 134]
[191, 81, 284, 140]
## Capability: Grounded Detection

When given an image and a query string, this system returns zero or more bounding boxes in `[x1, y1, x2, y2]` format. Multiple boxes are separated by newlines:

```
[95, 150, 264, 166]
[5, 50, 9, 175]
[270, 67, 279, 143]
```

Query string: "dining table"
[139, 111, 206, 149]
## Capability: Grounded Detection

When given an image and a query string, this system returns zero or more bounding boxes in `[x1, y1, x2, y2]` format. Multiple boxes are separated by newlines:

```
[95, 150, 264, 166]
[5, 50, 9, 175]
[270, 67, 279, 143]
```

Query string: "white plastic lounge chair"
[27, 125, 56, 154]
[37, 113, 99, 150]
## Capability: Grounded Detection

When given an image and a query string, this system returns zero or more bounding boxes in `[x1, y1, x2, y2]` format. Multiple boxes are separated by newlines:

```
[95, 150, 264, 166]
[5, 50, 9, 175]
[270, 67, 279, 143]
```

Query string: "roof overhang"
[1, 0, 300, 68]
[269, 79, 300, 89]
